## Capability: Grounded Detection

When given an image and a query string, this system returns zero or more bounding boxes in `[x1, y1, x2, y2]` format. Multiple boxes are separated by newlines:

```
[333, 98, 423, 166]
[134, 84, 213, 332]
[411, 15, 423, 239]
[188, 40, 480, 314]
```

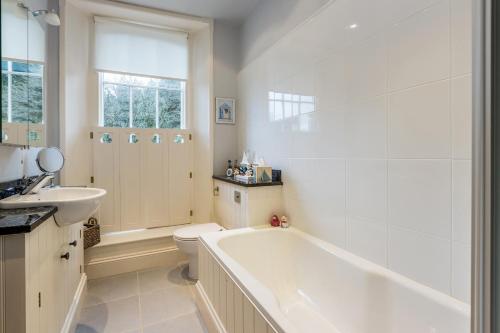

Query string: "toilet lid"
[173, 223, 224, 241]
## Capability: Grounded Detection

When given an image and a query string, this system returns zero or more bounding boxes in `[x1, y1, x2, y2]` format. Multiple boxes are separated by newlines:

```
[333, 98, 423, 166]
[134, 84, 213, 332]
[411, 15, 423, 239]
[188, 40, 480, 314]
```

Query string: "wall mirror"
[1, 0, 59, 147]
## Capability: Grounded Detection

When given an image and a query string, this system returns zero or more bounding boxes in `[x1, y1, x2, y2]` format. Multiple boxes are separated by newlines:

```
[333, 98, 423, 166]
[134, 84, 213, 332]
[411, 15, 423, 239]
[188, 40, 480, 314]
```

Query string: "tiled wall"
[238, 0, 471, 302]
[0, 146, 43, 183]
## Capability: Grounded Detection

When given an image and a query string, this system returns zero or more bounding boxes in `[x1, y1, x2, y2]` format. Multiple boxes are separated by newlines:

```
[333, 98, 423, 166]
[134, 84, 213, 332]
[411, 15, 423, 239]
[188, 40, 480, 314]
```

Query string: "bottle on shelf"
[226, 160, 233, 177]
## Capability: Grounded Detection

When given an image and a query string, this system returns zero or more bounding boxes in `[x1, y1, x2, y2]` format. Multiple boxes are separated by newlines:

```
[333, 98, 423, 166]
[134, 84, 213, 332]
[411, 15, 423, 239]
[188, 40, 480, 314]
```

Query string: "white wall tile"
[388, 226, 451, 294]
[345, 35, 387, 101]
[348, 159, 387, 222]
[451, 75, 472, 159]
[287, 158, 347, 247]
[388, 160, 451, 239]
[0, 146, 24, 182]
[345, 97, 387, 159]
[388, 81, 451, 158]
[451, 0, 472, 76]
[349, 217, 387, 267]
[238, 0, 471, 303]
[387, 0, 450, 90]
[452, 241, 471, 303]
[452, 160, 472, 244]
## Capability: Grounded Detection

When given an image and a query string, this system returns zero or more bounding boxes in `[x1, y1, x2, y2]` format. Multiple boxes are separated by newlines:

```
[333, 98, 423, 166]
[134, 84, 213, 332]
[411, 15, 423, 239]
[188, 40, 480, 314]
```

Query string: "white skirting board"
[61, 273, 87, 333]
[85, 246, 187, 280]
[194, 282, 226, 333]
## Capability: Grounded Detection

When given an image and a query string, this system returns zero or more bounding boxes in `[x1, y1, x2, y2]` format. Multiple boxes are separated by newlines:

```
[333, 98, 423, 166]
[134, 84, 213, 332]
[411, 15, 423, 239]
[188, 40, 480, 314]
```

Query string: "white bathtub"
[199, 227, 470, 333]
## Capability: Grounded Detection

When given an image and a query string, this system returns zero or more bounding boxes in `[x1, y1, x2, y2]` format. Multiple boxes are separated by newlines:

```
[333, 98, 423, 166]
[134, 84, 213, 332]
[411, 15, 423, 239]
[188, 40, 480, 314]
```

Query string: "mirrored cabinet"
[1, 0, 59, 147]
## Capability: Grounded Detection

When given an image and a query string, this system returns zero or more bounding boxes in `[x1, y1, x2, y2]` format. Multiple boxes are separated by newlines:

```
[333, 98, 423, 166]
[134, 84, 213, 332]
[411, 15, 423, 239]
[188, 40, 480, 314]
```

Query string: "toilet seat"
[173, 223, 223, 241]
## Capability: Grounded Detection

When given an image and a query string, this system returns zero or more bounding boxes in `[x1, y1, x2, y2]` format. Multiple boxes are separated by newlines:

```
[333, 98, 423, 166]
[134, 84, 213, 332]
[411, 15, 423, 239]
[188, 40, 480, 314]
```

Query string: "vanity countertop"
[213, 175, 283, 187]
[0, 206, 58, 235]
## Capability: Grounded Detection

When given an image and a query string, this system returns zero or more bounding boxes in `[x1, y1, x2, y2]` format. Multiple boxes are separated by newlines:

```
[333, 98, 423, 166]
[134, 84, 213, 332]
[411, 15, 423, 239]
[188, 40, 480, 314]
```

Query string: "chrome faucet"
[21, 173, 55, 195]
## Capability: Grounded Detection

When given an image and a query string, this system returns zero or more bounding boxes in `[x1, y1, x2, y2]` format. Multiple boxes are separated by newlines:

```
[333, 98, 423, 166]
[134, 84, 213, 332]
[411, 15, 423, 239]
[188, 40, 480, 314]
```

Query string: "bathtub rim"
[200, 226, 470, 333]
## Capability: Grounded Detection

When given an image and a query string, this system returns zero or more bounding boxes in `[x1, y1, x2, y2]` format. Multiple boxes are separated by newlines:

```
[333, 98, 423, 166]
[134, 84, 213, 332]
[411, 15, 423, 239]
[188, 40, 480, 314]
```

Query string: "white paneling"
[169, 131, 193, 226]
[388, 226, 451, 294]
[243, 294, 255, 333]
[388, 81, 451, 159]
[199, 244, 277, 333]
[451, 75, 472, 159]
[387, 0, 450, 91]
[93, 128, 121, 233]
[119, 130, 143, 230]
[254, 311, 267, 333]
[234, 286, 244, 333]
[141, 130, 169, 228]
[388, 160, 451, 239]
[227, 279, 235, 333]
[92, 128, 193, 232]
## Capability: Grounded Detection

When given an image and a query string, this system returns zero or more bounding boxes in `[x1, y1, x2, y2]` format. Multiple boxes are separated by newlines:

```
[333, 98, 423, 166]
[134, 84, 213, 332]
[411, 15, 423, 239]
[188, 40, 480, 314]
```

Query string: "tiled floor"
[75, 264, 208, 333]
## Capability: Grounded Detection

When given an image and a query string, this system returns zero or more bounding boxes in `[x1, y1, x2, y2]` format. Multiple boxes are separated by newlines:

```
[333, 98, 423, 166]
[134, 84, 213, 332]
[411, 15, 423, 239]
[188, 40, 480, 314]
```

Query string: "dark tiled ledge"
[0, 206, 57, 235]
[212, 175, 283, 187]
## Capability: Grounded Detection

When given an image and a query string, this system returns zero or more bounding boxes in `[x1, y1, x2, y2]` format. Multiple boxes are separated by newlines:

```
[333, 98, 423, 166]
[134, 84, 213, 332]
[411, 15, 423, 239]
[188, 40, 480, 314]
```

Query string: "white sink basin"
[0, 187, 106, 226]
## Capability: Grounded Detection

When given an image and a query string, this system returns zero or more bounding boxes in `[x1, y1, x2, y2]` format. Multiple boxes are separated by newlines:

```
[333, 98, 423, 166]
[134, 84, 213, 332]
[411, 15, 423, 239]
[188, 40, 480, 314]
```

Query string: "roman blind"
[93, 17, 189, 80]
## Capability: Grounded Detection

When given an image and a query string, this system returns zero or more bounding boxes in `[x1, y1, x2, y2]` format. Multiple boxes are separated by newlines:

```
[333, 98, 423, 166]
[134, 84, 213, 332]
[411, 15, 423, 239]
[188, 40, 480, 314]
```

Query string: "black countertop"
[0, 206, 58, 235]
[213, 175, 283, 187]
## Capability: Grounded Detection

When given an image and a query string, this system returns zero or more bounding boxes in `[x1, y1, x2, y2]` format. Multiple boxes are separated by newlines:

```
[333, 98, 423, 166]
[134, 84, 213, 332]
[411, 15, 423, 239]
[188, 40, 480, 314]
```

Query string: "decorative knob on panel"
[60, 252, 70, 260]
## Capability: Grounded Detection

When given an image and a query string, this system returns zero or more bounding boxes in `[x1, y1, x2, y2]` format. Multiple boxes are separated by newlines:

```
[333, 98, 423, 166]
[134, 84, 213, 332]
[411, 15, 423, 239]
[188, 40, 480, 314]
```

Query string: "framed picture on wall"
[215, 98, 235, 124]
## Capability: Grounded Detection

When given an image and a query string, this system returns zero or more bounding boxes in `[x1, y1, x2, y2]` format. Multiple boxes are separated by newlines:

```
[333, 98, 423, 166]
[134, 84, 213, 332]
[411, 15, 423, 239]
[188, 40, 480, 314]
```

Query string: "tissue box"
[253, 166, 273, 183]
[234, 175, 254, 184]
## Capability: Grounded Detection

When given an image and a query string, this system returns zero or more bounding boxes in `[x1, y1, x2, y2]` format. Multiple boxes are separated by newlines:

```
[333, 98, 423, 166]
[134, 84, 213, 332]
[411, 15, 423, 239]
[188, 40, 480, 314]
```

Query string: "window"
[94, 17, 189, 129]
[99, 72, 186, 129]
[1, 59, 44, 124]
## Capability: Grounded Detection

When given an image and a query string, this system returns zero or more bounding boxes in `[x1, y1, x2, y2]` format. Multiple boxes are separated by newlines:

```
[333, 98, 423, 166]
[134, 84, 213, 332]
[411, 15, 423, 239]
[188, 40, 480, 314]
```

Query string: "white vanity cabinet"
[213, 179, 283, 229]
[0, 218, 84, 333]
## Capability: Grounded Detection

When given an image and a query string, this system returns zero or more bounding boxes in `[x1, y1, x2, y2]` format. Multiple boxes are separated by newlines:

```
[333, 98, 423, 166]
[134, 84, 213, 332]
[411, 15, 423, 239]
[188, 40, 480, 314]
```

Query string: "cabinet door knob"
[60, 252, 70, 260]
[69, 240, 77, 247]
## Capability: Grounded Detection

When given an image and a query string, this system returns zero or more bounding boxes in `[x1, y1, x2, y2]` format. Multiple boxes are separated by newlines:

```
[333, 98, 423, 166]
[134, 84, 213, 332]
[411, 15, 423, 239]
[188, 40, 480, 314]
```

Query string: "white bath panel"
[197, 243, 278, 333]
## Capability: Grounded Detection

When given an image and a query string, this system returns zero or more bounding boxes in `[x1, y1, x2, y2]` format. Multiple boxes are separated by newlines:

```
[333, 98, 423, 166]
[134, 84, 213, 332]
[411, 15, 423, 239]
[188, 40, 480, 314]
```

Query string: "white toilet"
[173, 223, 224, 279]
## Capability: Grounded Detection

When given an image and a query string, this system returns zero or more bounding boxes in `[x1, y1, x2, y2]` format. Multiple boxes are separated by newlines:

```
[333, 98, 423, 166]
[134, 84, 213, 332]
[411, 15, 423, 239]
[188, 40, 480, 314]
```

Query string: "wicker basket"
[84, 217, 101, 249]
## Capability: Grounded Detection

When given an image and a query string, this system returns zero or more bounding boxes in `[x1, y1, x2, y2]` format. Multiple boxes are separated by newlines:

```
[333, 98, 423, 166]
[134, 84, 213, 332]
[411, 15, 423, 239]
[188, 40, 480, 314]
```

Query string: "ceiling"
[114, 0, 262, 25]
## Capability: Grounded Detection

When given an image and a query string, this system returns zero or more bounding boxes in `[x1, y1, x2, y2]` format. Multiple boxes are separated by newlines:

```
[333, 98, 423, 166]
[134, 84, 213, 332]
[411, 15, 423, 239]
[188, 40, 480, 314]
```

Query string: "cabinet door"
[38, 218, 66, 333]
[67, 223, 83, 300]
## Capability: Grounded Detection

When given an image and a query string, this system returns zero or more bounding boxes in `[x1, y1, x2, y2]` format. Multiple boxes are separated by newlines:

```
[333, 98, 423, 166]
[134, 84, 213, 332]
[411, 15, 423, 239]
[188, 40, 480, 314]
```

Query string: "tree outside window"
[1, 60, 44, 124]
[100, 72, 185, 129]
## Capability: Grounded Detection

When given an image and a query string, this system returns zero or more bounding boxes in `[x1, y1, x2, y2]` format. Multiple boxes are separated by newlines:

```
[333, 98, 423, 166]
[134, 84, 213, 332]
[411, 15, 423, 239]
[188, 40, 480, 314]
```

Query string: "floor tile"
[85, 272, 139, 307]
[138, 265, 188, 294]
[142, 312, 207, 333]
[77, 296, 141, 333]
[140, 286, 197, 326]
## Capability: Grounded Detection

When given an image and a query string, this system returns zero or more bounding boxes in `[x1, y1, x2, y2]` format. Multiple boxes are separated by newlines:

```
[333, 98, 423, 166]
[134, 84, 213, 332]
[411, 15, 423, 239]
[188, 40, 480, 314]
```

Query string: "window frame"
[1, 58, 45, 124]
[98, 71, 187, 129]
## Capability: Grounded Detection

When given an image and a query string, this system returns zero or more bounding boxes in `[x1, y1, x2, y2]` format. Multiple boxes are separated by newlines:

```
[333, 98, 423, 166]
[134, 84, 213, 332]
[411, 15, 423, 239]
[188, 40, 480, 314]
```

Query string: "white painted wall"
[190, 25, 215, 223]
[213, 22, 240, 175]
[237, 0, 472, 303]
[59, 0, 92, 186]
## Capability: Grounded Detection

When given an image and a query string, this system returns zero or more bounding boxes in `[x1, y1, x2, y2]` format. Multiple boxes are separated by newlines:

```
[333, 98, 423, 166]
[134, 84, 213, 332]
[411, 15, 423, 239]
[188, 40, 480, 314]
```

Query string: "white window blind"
[93, 17, 189, 80]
